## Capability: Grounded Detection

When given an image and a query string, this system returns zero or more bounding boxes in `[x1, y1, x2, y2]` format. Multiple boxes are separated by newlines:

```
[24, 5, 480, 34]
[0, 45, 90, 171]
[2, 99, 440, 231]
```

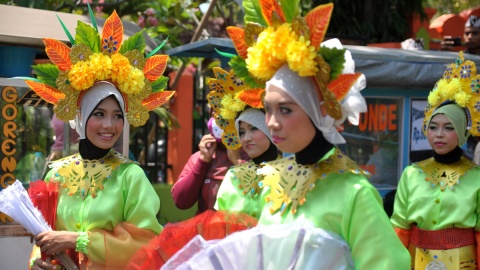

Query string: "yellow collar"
[414, 157, 476, 191]
[49, 150, 132, 199]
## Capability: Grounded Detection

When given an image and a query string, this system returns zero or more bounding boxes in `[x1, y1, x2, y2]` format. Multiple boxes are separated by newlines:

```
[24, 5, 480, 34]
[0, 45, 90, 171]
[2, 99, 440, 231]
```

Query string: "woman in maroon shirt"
[171, 118, 248, 215]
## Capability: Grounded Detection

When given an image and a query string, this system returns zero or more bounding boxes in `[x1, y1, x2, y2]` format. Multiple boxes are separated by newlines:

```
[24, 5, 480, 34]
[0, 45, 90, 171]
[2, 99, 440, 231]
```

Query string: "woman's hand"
[198, 134, 217, 163]
[35, 230, 78, 256]
[31, 258, 55, 270]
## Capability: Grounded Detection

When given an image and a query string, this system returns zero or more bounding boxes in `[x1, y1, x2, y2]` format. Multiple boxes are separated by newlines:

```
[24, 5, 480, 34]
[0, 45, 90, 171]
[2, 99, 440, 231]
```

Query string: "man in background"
[441, 15, 480, 55]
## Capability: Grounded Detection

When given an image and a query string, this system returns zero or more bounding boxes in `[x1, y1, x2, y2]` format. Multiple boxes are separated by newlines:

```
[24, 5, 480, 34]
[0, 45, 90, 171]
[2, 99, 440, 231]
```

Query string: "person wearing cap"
[464, 15, 480, 55]
[441, 15, 480, 55]
[391, 52, 480, 269]
[24, 9, 174, 270]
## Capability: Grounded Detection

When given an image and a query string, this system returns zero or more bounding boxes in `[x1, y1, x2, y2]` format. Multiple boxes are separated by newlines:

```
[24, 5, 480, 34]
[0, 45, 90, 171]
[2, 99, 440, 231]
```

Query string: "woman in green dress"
[391, 52, 480, 269]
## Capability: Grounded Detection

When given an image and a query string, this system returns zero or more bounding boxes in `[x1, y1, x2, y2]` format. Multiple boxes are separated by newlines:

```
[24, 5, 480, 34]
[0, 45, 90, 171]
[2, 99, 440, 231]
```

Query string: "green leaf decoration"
[319, 47, 346, 81]
[229, 56, 264, 88]
[31, 64, 60, 87]
[86, 2, 99, 33]
[120, 30, 146, 54]
[56, 14, 75, 45]
[75, 21, 101, 53]
[151, 76, 169, 92]
[214, 48, 236, 59]
[146, 36, 169, 58]
[243, 0, 267, 26]
[13, 77, 41, 82]
[280, 0, 300, 23]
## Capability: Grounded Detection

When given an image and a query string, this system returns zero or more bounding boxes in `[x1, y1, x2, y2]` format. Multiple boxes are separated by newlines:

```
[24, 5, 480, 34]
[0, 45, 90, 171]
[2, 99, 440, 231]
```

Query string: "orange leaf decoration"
[260, 0, 285, 25]
[305, 3, 333, 49]
[227, 26, 248, 59]
[142, 91, 175, 111]
[42, 38, 72, 71]
[327, 73, 362, 101]
[102, 10, 123, 54]
[237, 88, 265, 108]
[144, 55, 169, 81]
[25, 81, 65, 105]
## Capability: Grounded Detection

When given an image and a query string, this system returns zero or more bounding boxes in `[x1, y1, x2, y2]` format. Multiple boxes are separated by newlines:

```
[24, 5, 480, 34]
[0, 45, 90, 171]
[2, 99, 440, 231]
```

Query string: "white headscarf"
[265, 39, 367, 145]
[235, 108, 272, 142]
[69, 81, 126, 139]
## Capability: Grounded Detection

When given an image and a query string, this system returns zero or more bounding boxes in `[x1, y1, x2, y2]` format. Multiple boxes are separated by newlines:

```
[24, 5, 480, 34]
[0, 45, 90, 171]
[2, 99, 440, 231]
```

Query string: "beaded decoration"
[49, 150, 131, 199]
[225, 2, 363, 121]
[207, 67, 265, 149]
[258, 148, 370, 215]
[414, 156, 476, 191]
[22, 7, 174, 127]
[423, 51, 480, 137]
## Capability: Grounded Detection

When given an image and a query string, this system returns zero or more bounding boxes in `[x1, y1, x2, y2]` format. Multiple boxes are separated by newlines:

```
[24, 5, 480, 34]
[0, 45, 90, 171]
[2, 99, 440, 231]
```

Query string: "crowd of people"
[7, 1, 480, 270]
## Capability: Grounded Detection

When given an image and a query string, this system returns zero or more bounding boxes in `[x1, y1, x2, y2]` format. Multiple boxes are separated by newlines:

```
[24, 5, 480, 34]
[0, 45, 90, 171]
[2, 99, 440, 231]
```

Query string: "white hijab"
[265, 39, 367, 145]
[69, 81, 126, 139]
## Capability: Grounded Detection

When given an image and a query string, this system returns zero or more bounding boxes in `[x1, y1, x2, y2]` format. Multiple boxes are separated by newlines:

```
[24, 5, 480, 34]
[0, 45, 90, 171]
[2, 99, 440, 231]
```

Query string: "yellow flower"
[230, 98, 246, 113]
[454, 91, 470, 107]
[121, 68, 145, 94]
[221, 108, 237, 120]
[89, 54, 112, 81]
[427, 90, 441, 107]
[286, 36, 318, 76]
[246, 27, 284, 80]
[69, 61, 95, 90]
[272, 24, 296, 62]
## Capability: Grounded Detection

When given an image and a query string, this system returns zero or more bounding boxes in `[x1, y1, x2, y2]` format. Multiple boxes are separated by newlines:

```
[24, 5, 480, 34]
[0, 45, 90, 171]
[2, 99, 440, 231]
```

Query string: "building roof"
[0, 4, 157, 50]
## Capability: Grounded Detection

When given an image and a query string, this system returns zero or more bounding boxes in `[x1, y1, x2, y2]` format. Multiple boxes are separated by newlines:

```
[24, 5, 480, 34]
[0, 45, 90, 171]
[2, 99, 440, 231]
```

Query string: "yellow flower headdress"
[224, 1, 362, 120]
[423, 51, 480, 137]
[22, 8, 174, 127]
[207, 67, 264, 149]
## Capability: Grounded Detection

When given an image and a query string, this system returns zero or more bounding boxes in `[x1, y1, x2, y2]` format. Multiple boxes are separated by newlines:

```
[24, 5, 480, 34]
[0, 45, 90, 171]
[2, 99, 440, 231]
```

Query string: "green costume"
[32, 150, 162, 269]
[258, 148, 411, 269]
[391, 157, 480, 269]
[214, 161, 268, 219]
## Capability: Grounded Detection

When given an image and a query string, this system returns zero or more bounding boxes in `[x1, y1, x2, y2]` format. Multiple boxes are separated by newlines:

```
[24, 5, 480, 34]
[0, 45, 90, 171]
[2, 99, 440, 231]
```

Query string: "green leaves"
[120, 30, 146, 54]
[31, 64, 60, 87]
[280, 0, 300, 23]
[229, 56, 264, 88]
[319, 46, 346, 81]
[75, 21, 101, 53]
[151, 76, 169, 92]
[243, 0, 267, 26]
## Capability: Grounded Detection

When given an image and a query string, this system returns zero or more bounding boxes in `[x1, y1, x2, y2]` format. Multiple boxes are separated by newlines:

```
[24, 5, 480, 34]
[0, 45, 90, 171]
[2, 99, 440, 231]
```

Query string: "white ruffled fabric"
[162, 222, 354, 270]
[265, 38, 367, 145]
[0, 180, 78, 270]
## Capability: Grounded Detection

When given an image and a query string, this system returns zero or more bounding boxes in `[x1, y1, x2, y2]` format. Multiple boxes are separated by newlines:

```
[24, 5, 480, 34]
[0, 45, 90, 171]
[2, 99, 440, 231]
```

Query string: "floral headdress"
[423, 51, 480, 137]
[224, 1, 363, 121]
[207, 67, 264, 149]
[22, 7, 174, 127]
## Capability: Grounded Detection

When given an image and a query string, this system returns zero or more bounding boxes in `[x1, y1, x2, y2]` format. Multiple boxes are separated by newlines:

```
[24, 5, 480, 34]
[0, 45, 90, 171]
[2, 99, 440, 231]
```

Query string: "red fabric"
[126, 210, 257, 270]
[28, 180, 59, 230]
[394, 227, 411, 248]
[410, 225, 475, 249]
[172, 147, 247, 214]
[28, 181, 80, 269]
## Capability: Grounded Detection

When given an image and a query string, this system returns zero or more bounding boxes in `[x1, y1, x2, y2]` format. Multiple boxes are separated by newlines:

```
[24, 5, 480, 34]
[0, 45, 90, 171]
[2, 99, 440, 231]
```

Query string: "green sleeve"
[86, 164, 162, 266]
[346, 184, 411, 269]
[390, 166, 411, 230]
[214, 169, 234, 211]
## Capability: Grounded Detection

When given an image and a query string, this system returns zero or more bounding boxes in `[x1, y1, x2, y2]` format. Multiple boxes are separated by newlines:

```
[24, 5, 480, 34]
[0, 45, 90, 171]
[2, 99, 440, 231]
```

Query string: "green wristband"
[75, 231, 89, 254]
